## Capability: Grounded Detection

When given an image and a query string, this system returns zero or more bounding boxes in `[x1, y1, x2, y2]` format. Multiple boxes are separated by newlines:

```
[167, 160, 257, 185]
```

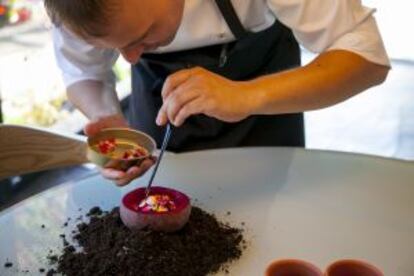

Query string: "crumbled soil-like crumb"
[39, 268, 46, 273]
[47, 255, 58, 265]
[86, 206, 102, 217]
[52, 206, 245, 276]
[47, 268, 56, 276]
[4, 262, 13, 268]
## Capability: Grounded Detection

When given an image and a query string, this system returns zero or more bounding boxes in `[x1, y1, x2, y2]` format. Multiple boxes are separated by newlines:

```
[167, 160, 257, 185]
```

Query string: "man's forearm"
[67, 80, 123, 120]
[248, 50, 390, 115]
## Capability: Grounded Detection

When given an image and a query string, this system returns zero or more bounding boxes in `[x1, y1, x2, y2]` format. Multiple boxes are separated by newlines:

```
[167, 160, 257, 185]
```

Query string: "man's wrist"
[90, 113, 128, 124]
[67, 79, 123, 121]
[89, 110, 124, 122]
[241, 79, 269, 116]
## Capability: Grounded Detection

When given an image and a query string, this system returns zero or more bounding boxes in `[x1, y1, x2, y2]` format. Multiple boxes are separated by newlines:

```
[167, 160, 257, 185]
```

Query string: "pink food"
[120, 186, 191, 232]
[97, 138, 116, 154]
[138, 194, 177, 213]
[97, 138, 149, 160]
[121, 147, 149, 160]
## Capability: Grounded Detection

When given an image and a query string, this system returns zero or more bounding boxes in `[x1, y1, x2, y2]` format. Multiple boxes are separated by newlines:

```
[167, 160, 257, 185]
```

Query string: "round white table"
[0, 148, 413, 275]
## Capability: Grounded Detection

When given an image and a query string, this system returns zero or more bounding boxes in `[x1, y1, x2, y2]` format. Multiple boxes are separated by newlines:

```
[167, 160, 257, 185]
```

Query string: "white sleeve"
[267, 0, 390, 66]
[52, 26, 120, 88]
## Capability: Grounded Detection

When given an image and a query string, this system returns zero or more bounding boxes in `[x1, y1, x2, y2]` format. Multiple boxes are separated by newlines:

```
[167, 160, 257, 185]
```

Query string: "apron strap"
[214, 0, 248, 39]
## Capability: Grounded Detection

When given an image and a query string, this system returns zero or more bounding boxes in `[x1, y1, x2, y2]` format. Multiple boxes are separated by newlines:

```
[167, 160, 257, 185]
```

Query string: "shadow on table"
[0, 165, 95, 212]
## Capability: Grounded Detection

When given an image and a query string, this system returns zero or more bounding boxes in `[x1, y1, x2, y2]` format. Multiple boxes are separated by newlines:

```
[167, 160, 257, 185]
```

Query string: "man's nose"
[119, 46, 144, 64]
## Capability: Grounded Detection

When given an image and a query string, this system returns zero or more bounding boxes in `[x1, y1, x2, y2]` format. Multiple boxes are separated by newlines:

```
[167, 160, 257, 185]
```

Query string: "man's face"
[86, 0, 185, 64]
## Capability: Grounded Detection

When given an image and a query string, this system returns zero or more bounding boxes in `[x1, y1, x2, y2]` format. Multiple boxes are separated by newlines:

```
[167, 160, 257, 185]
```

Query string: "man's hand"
[84, 113, 129, 137]
[85, 114, 155, 186]
[157, 51, 389, 128]
[156, 67, 257, 127]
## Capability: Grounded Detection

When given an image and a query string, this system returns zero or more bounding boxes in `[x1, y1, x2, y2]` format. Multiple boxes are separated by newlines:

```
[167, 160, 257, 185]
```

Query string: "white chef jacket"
[52, 0, 390, 88]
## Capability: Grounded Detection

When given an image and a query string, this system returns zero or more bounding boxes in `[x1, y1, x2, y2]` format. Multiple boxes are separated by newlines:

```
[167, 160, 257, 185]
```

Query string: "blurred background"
[305, 0, 414, 161]
[0, 0, 413, 207]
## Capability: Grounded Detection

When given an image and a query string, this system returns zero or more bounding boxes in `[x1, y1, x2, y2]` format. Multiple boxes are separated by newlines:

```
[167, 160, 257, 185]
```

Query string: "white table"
[0, 148, 413, 275]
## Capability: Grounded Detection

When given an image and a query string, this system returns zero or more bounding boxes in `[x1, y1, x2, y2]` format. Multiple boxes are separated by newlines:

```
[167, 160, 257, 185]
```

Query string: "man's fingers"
[115, 167, 140, 186]
[157, 86, 197, 126]
[84, 114, 128, 137]
[84, 122, 103, 137]
[156, 105, 168, 126]
[165, 87, 198, 126]
[115, 161, 154, 186]
[102, 158, 155, 186]
[101, 168, 126, 180]
[173, 98, 204, 126]
[139, 158, 155, 173]
[161, 68, 196, 100]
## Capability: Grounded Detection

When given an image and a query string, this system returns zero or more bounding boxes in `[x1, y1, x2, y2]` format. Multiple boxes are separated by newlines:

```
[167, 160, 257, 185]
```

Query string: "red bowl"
[326, 259, 383, 276]
[265, 259, 323, 276]
[120, 186, 191, 232]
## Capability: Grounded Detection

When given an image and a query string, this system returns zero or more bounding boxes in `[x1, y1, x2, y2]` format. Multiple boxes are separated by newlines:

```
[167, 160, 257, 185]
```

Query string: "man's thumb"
[83, 122, 102, 137]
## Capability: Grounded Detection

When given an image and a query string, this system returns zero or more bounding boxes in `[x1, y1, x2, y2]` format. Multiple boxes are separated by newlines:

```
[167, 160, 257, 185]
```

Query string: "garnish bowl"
[120, 186, 192, 232]
[87, 128, 156, 170]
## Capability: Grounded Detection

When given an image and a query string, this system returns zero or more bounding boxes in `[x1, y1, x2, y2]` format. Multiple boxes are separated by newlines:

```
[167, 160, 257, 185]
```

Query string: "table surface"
[0, 148, 413, 275]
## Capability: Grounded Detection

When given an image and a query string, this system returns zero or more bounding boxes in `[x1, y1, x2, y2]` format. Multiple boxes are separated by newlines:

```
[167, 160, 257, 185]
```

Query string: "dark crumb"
[46, 268, 56, 276]
[50, 206, 245, 276]
[227, 211, 231, 215]
[241, 222, 245, 226]
[39, 268, 46, 273]
[59, 234, 65, 238]
[41, 224, 45, 228]
[47, 255, 58, 264]
[78, 208, 82, 212]
[86, 206, 102, 216]
[63, 222, 68, 227]
[4, 262, 13, 268]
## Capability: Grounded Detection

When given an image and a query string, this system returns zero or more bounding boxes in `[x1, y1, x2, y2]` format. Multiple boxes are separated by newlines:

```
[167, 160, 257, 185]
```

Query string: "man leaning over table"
[44, 0, 390, 185]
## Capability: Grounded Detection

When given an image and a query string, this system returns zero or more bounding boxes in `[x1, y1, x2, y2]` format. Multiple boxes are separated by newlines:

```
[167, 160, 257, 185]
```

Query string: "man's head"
[44, 0, 184, 64]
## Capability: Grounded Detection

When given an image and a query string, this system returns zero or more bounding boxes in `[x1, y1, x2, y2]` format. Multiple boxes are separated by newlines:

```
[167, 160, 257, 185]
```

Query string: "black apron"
[129, 0, 304, 152]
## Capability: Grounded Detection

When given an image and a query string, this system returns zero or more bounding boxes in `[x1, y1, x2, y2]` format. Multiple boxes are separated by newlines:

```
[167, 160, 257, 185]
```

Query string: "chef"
[44, 0, 390, 185]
